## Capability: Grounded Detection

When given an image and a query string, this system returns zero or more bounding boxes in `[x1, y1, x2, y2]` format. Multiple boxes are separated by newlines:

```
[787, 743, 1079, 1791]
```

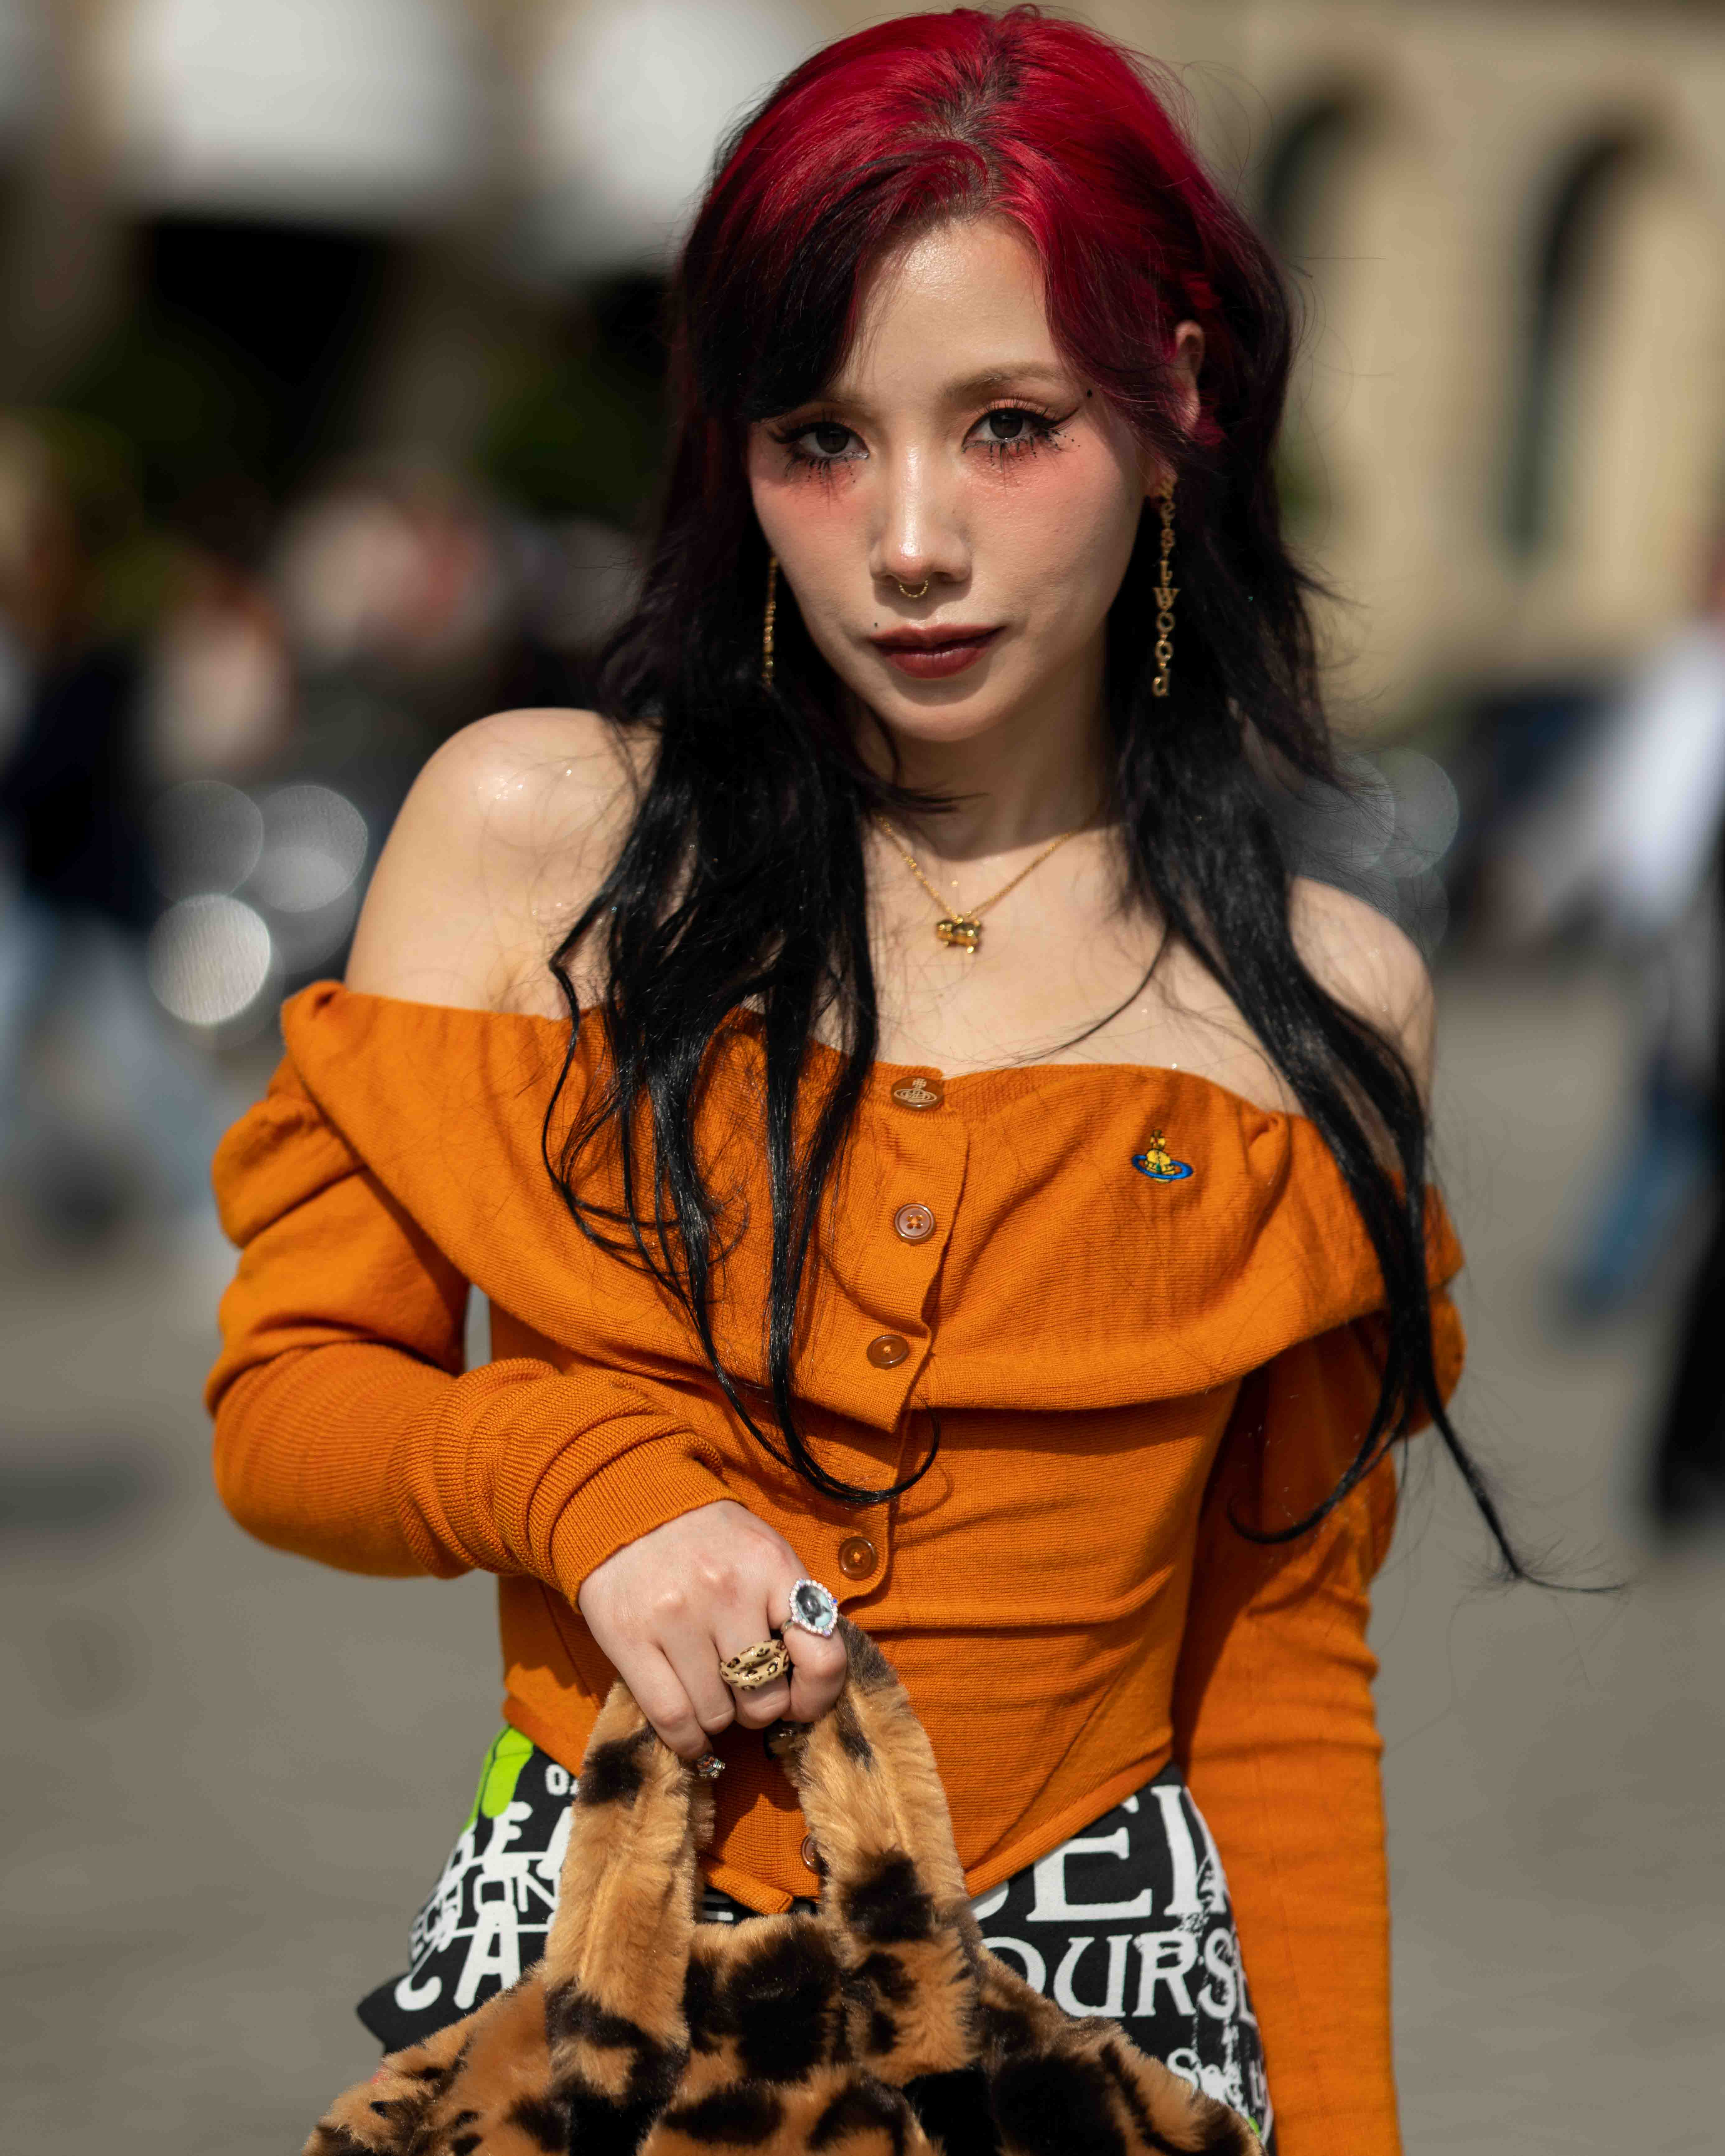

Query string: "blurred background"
[2, 1, 1722, 2149]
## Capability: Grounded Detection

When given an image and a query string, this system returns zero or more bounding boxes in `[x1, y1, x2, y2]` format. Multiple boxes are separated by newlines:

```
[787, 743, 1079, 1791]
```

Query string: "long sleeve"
[1171, 1290, 1465, 2156]
[206, 1059, 735, 1600]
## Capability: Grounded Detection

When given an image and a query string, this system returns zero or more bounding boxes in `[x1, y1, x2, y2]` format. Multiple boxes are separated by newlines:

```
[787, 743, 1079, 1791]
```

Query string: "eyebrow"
[785, 362, 1077, 417]
[939, 364, 1075, 401]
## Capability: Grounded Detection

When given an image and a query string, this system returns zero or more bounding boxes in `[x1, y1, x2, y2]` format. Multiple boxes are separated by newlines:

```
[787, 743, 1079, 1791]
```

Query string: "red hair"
[677, 6, 1271, 465]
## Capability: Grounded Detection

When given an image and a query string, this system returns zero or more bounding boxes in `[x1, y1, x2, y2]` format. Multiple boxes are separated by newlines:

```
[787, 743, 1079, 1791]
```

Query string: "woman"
[208, 11, 1503, 2151]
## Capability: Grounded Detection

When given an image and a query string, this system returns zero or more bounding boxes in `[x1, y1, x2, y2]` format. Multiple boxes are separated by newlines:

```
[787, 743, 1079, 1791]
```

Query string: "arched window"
[1504, 133, 1641, 558]
[0, 0, 47, 395]
[1259, 95, 1361, 263]
[1255, 94, 1365, 544]
[1504, 124, 1725, 645]
[0, 0, 45, 151]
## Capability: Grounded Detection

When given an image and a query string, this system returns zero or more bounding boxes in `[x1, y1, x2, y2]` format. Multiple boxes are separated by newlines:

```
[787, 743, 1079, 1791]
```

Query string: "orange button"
[889, 1073, 944, 1112]
[800, 1834, 823, 1873]
[893, 1202, 935, 1243]
[865, 1333, 909, 1369]
[838, 1535, 877, 1579]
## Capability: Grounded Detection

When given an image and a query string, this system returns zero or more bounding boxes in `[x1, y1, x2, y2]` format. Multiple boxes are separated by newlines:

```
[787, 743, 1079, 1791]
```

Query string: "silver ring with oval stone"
[719, 1638, 792, 1690]
[786, 1578, 840, 1638]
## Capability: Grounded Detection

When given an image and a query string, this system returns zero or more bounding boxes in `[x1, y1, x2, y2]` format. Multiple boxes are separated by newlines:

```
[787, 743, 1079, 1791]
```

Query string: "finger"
[662, 1626, 740, 1739]
[730, 1672, 793, 1729]
[783, 1624, 848, 1723]
[617, 1646, 713, 1761]
[711, 1579, 800, 1727]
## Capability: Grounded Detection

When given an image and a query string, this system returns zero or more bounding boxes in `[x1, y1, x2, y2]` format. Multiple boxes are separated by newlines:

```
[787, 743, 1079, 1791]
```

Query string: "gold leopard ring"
[718, 1638, 792, 1690]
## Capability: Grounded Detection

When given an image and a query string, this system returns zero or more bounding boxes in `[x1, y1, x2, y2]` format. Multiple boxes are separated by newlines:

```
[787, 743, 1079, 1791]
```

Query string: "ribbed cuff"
[390, 1356, 731, 1603]
[536, 1433, 733, 1604]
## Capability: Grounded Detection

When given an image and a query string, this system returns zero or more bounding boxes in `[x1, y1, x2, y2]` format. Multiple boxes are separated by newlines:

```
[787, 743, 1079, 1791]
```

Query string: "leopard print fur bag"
[305, 1620, 1261, 2156]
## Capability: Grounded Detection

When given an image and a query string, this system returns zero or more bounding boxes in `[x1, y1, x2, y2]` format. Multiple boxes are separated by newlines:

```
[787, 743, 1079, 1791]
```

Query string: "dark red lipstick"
[868, 623, 1002, 679]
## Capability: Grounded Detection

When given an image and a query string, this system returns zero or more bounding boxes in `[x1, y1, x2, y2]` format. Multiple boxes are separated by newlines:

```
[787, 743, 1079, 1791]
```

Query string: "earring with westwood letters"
[761, 552, 779, 689]
[1150, 481, 1176, 699]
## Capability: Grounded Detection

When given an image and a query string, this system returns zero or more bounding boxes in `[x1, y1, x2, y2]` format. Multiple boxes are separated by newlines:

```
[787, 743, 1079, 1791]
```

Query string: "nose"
[871, 446, 968, 597]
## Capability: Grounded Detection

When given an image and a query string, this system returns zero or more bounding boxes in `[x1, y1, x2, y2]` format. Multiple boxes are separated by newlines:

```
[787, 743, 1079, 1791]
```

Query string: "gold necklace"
[880, 817, 1087, 953]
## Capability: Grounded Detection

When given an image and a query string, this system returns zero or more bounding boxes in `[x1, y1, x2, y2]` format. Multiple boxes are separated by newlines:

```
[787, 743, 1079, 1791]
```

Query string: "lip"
[869, 623, 1002, 679]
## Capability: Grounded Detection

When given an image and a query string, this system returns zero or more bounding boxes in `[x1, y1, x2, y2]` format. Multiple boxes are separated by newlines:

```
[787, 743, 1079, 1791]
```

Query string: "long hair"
[543, 5, 1519, 1562]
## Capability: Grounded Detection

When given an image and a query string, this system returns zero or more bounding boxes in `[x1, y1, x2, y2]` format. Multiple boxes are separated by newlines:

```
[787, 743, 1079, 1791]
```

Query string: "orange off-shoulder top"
[207, 981, 1465, 2156]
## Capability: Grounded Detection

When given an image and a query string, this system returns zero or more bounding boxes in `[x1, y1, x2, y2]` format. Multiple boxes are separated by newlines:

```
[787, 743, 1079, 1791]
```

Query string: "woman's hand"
[575, 1499, 849, 1759]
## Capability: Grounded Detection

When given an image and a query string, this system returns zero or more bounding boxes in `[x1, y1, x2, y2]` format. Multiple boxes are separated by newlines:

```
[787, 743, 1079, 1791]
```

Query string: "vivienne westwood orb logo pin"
[1132, 1128, 1193, 1183]
[890, 1074, 943, 1111]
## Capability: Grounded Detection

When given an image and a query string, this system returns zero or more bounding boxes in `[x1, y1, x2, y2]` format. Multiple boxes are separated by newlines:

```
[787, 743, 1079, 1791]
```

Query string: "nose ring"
[895, 578, 929, 599]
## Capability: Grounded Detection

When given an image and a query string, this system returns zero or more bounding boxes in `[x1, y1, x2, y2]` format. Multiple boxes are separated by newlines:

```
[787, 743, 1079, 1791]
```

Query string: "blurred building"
[0, 0, 1722, 726]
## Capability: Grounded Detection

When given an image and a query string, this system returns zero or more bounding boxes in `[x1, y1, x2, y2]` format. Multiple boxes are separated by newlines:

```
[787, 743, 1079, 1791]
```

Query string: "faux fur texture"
[305, 1623, 1261, 2156]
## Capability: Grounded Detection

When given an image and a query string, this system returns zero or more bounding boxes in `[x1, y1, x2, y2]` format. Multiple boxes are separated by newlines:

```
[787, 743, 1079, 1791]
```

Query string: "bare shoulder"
[1289, 876, 1435, 1096]
[345, 706, 648, 1016]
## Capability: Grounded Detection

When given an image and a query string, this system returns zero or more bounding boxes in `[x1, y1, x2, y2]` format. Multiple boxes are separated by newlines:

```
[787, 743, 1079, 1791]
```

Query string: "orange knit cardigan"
[207, 982, 1464, 2156]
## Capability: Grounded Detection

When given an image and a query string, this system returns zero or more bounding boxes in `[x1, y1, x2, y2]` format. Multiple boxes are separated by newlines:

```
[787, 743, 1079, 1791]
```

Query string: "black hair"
[538, 6, 1525, 1569]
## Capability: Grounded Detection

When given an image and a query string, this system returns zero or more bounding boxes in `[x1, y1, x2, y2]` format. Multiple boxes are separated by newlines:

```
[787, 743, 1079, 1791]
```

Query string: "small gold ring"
[719, 1638, 791, 1690]
[895, 577, 929, 599]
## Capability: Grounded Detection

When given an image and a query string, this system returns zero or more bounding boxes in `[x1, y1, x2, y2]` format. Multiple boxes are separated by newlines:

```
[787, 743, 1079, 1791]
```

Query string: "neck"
[854, 637, 1110, 861]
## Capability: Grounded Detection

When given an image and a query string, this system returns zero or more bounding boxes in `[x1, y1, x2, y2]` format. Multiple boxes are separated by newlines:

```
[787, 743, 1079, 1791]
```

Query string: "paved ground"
[1, 958, 1716, 2152]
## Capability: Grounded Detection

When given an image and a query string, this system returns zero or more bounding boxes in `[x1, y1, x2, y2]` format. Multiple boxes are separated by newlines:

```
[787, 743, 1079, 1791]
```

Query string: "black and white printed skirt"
[357, 1730, 1274, 2150]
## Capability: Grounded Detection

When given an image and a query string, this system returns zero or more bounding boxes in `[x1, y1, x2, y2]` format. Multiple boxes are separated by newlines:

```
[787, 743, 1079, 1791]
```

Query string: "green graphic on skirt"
[463, 1726, 536, 1828]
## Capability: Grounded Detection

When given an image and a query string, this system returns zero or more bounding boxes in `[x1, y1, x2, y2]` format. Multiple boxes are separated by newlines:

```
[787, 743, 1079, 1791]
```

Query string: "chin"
[866, 687, 1020, 743]
[842, 650, 1038, 735]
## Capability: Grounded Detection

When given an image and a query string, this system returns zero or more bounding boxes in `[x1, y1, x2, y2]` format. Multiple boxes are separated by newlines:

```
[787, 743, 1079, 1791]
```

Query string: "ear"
[1147, 319, 1206, 495]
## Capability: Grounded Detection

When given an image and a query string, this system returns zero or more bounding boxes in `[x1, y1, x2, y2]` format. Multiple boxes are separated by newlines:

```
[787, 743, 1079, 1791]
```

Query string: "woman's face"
[746, 214, 1200, 752]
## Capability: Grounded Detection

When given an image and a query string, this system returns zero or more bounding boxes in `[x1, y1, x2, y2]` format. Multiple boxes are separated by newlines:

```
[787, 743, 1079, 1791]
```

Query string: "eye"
[969, 404, 1062, 460]
[774, 418, 861, 469]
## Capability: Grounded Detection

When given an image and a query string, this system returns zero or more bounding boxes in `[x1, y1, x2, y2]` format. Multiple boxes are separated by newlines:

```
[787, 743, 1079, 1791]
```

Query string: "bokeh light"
[147, 779, 266, 898]
[250, 784, 369, 914]
[146, 893, 273, 1027]
[1378, 747, 1462, 874]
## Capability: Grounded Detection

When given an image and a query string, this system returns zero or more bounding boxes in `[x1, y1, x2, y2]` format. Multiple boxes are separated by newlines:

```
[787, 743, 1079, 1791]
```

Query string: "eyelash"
[769, 401, 1067, 479]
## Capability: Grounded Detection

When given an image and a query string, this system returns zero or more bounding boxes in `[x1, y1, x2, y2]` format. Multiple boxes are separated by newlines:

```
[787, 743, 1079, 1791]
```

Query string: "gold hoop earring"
[896, 577, 929, 599]
[1150, 482, 1177, 699]
[761, 552, 778, 689]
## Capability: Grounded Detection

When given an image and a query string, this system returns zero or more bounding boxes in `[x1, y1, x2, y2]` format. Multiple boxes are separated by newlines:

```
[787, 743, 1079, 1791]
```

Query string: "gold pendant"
[935, 915, 982, 952]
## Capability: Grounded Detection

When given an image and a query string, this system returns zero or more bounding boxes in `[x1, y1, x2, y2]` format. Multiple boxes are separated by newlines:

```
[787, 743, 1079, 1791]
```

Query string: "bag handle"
[538, 1621, 973, 2112]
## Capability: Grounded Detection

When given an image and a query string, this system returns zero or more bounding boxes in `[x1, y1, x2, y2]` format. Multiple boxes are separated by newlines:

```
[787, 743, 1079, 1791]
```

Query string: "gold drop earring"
[760, 552, 779, 689]
[1150, 481, 1176, 699]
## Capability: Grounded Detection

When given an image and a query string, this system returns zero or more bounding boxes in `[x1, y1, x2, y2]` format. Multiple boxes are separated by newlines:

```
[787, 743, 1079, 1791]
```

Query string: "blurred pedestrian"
[0, 412, 225, 1238]
[1640, 538, 1725, 1529]
[142, 540, 294, 788]
[1497, 529, 1725, 1320]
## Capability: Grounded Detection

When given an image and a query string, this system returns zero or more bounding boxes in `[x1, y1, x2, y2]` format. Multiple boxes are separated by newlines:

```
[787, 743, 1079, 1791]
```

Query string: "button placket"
[836, 1091, 969, 1430]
